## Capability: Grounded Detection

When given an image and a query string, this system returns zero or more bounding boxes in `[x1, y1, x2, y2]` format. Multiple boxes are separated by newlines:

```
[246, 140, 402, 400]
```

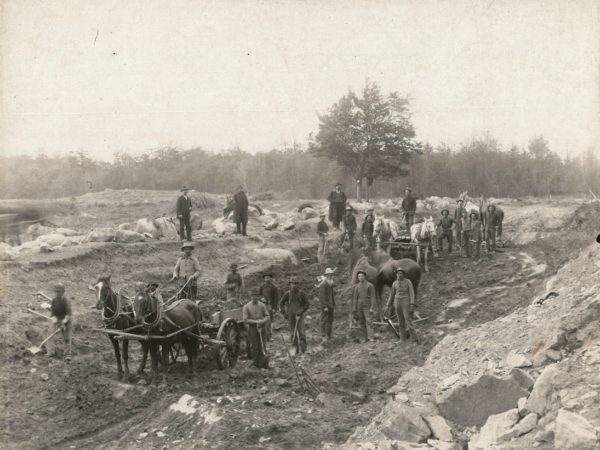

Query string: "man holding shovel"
[171, 242, 201, 301]
[50, 283, 72, 360]
[279, 277, 310, 354]
[242, 289, 270, 368]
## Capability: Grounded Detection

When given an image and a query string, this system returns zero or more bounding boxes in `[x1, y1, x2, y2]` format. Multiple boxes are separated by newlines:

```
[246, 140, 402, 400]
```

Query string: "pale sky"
[1, 0, 598, 161]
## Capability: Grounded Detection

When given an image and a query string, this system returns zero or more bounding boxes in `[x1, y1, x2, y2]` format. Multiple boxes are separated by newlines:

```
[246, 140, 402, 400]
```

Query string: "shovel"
[289, 317, 300, 356]
[257, 327, 270, 369]
[27, 308, 54, 321]
[28, 327, 62, 355]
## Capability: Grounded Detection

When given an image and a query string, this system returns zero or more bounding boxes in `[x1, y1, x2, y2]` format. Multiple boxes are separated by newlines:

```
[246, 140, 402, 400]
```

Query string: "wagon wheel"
[215, 319, 240, 370]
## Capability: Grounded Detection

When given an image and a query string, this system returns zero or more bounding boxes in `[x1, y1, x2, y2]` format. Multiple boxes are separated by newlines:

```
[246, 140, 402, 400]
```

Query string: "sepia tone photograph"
[1, 0, 599, 448]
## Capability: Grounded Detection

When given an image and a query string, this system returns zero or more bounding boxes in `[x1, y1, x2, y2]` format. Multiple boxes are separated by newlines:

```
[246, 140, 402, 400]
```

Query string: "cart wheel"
[169, 342, 183, 365]
[216, 319, 240, 370]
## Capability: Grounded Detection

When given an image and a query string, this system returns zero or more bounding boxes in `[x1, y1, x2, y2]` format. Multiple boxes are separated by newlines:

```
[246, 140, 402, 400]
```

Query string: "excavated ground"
[0, 193, 590, 449]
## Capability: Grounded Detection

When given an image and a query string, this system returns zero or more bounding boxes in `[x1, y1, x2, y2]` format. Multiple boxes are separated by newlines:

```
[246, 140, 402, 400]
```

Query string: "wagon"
[383, 234, 419, 260]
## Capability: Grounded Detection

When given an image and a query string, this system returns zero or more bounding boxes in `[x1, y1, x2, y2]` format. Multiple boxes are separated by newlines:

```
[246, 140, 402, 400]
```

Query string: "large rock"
[212, 218, 236, 236]
[505, 350, 532, 368]
[153, 217, 178, 239]
[117, 222, 134, 231]
[509, 368, 535, 391]
[281, 219, 295, 231]
[554, 409, 598, 450]
[300, 207, 319, 220]
[36, 233, 68, 247]
[0, 243, 15, 260]
[437, 374, 529, 427]
[525, 364, 562, 415]
[25, 223, 55, 239]
[469, 409, 519, 449]
[251, 248, 298, 265]
[190, 212, 203, 230]
[135, 218, 159, 238]
[83, 228, 116, 243]
[55, 227, 78, 237]
[424, 415, 453, 442]
[264, 218, 279, 231]
[510, 412, 538, 437]
[114, 229, 146, 243]
[378, 403, 432, 443]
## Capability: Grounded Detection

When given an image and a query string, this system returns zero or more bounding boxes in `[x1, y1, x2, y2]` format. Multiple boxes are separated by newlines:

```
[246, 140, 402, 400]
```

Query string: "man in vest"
[176, 186, 193, 241]
[279, 277, 310, 353]
[385, 268, 415, 341]
[171, 242, 201, 300]
[351, 271, 375, 343]
[437, 209, 455, 254]
[401, 187, 417, 231]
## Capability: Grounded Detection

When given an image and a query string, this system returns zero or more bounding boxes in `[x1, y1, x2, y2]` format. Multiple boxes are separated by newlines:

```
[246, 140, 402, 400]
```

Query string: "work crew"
[318, 267, 336, 343]
[259, 272, 279, 341]
[460, 210, 472, 257]
[50, 283, 72, 360]
[469, 211, 483, 257]
[317, 212, 329, 263]
[401, 187, 417, 231]
[351, 270, 375, 343]
[342, 206, 357, 250]
[279, 277, 310, 353]
[385, 268, 415, 341]
[485, 204, 499, 253]
[327, 183, 347, 230]
[361, 208, 376, 251]
[233, 185, 249, 236]
[437, 209, 455, 254]
[176, 186, 193, 241]
[224, 263, 244, 302]
[454, 199, 466, 249]
[242, 289, 270, 368]
[171, 242, 201, 300]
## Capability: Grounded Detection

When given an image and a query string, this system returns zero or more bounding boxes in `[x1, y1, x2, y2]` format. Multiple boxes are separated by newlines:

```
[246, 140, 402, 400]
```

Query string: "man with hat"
[279, 277, 310, 353]
[341, 206, 357, 250]
[242, 288, 270, 368]
[484, 204, 499, 253]
[224, 262, 244, 302]
[259, 272, 280, 340]
[233, 185, 249, 236]
[454, 199, 466, 249]
[468, 211, 483, 257]
[171, 242, 201, 300]
[437, 209, 455, 254]
[176, 186, 193, 242]
[317, 212, 329, 263]
[327, 183, 347, 230]
[318, 267, 336, 342]
[50, 283, 72, 360]
[361, 208, 376, 251]
[401, 187, 417, 231]
[352, 270, 375, 342]
[385, 268, 415, 341]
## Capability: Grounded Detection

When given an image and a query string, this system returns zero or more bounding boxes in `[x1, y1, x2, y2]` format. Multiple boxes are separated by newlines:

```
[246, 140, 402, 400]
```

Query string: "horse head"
[133, 283, 159, 325]
[94, 275, 114, 312]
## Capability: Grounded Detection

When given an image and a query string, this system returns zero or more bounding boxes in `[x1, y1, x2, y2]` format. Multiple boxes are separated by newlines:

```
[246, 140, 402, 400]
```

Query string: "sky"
[1, 0, 598, 161]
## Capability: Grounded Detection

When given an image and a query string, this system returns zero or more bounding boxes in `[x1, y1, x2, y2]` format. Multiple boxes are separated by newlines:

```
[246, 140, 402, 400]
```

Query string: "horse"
[373, 215, 399, 253]
[133, 291, 202, 384]
[94, 276, 147, 381]
[410, 217, 438, 272]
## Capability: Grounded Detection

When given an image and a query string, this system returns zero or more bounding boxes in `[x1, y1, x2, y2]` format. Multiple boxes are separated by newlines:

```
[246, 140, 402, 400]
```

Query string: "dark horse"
[94, 276, 148, 381]
[134, 292, 202, 384]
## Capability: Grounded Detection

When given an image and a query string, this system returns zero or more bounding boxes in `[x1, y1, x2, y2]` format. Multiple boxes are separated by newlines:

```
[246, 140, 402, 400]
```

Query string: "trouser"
[179, 216, 192, 241]
[236, 221, 247, 236]
[404, 212, 415, 231]
[321, 307, 334, 339]
[486, 228, 496, 252]
[394, 298, 412, 340]
[289, 314, 307, 353]
[496, 223, 503, 240]
[437, 230, 453, 253]
[246, 324, 266, 367]
[356, 299, 371, 341]
[318, 235, 328, 263]
[53, 321, 72, 357]
[340, 231, 355, 249]
[364, 236, 376, 251]
[226, 289, 240, 302]
[332, 207, 344, 228]
[455, 223, 463, 248]
[462, 231, 472, 257]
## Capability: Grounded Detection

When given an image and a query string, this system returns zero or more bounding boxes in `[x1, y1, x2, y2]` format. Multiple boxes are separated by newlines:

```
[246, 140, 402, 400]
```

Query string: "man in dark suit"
[176, 186, 193, 241]
[233, 185, 249, 236]
[327, 183, 347, 230]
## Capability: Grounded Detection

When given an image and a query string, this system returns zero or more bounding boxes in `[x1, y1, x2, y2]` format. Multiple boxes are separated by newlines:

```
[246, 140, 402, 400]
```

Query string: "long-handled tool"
[27, 308, 54, 321]
[289, 317, 300, 356]
[28, 327, 62, 355]
[385, 317, 402, 339]
[33, 291, 52, 301]
[257, 327, 270, 369]
[279, 333, 306, 393]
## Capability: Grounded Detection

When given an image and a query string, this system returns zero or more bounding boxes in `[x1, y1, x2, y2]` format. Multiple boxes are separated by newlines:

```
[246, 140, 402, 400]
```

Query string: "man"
[50, 283, 72, 360]
[460, 210, 472, 258]
[327, 183, 347, 230]
[469, 212, 483, 257]
[318, 267, 336, 343]
[171, 242, 201, 300]
[242, 289, 270, 368]
[341, 206, 357, 250]
[361, 208, 376, 250]
[259, 272, 279, 341]
[485, 204, 499, 253]
[317, 213, 329, 263]
[233, 185, 249, 236]
[279, 277, 309, 353]
[176, 186, 193, 241]
[351, 270, 375, 343]
[385, 268, 415, 341]
[224, 263, 244, 301]
[454, 199, 466, 249]
[401, 187, 417, 231]
[437, 209, 455, 254]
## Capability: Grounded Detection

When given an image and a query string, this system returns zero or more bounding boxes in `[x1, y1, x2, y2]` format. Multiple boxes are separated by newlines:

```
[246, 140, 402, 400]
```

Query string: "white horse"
[410, 216, 438, 272]
[373, 215, 399, 253]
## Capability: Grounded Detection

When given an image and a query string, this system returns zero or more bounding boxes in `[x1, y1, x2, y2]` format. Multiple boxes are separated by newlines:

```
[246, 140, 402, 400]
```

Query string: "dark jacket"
[438, 217, 455, 232]
[233, 191, 249, 223]
[454, 206, 466, 222]
[343, 214, 357, 233]
[259, 281, 280, 311]
[176, 195, 193, 218]
[318, 282, 335, 309]
[401, 194, 417, 212]
[361, 215, 374, 236]
[317, 220, 329, 236]
[51, 295, 72, 320]
[279, 289, 309, 317]
[327, 191, 346, 222]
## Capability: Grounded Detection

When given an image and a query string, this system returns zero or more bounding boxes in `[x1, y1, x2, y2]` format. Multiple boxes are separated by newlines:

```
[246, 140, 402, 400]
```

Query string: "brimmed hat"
[345, 206, 352, 211]
[53, 283, 65, 292]
[356, 270, 367, 277]
[405, 187, 412, 192]
[488, 204, 496, 210]
[394, 267, 406, 274]
[324, 267, 335, 275]
[441, 209, 450, 215]
[229, 263, 238, 269]
[366, 208, 374, 213]
[335, 183, 342, 187]
[262, 272, 273, 279]
[319, 212, 326, 217]
[181, 242, 195, 250]
[180, 185, 189, 192]
[470, 211, 479, 217]
[457, 199, 464, 203]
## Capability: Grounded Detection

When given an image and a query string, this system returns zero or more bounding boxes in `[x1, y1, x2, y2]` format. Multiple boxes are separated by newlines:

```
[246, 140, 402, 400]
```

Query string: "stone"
[426, 439, 461, 450]
[440, 374, 460, 390]
[545, 349, 562, 361]
[533, 429, 554, 442]
[437, 374, 529, 427]
[509, 368, 535, 391]
[554, 409, 598, 450]
[510, 412, 538, 437]
[40, 373, 49, 381]
[424, 415, 453, 442]
[378, 403, 432, 443]
[525, 364, 561, 415]
[315, 393, 345, 409]
[114, 229, 146, 243]
[505, 350, 532, 368]
[469, 409, 519, 449]
[517, 397, 529, 417]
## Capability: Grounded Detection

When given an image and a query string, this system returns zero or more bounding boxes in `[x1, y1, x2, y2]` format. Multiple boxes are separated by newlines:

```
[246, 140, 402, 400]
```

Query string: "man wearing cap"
[224, 263, 244, 302]
[454, 199, 466, 249]
[327, 183, 347, 230]
[171, 242, 201, 300]
[361, 209, 376, 251]
[341, 206, 357, 250]
[242, 288, 270, 368]
[233, 185, 249, 236]
[437, 209, 455, 254]
[50, 283, 73, 360]
[401, 187, 417, 231]
[385, 268, 415, 341]
[318, 268, 336, 342]
[317, 213, 329, 263]
[279, 277, 310, 353]
[259, 273, 279, 341]
[352, 271, 375, 342]
[176, 186, 193, 242]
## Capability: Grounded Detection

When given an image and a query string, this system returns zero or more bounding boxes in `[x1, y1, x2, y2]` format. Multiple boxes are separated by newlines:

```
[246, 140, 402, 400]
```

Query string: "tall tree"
[309, 81, 421, 201]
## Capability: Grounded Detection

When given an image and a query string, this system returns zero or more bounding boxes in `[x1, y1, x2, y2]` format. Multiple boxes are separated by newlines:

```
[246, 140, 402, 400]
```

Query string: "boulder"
[83, 228, 116, 243]
[212, 218, 236, 236]
[153, 217, 178, 239]
[525, 364, 561, 415]
[423, 415, 453, 442]
[114, 229, 146, 243]
[55, 227, 78, 237]
[301, 207, 319, 220]
[25, 223, 55, 239]
[60, 236, 84, 247]
[264, 218, 279, 231]
[554, 409, 598, 450]
[469, 409, 519, 449]
[135, 218, 159, 238]
[510, 412, 538, 437]
[0, 243, 16, 261]
[509, 368, 535, 391]
[315, 393, 345, 409]
[437, 374, 529, 427]
[505, 350, 532, 368]
[251, 248, 298, 265]
[36, 234, 68, 247]
[281, 219, 295, 231]
[39, 242, 55, 253]
[117, 222, 134, 231]
[427, 440, 461, 450]
[190, 212, 203, 230]
[378, 403, 432, 443]
[517, 397, 529, 417]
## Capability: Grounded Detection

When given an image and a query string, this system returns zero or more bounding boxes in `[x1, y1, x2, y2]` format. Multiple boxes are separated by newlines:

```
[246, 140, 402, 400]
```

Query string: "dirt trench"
[0, 199, 593, 449]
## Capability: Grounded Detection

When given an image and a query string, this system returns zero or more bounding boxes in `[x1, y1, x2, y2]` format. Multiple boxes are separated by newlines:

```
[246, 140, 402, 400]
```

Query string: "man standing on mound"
[176, 186, 193, 241]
